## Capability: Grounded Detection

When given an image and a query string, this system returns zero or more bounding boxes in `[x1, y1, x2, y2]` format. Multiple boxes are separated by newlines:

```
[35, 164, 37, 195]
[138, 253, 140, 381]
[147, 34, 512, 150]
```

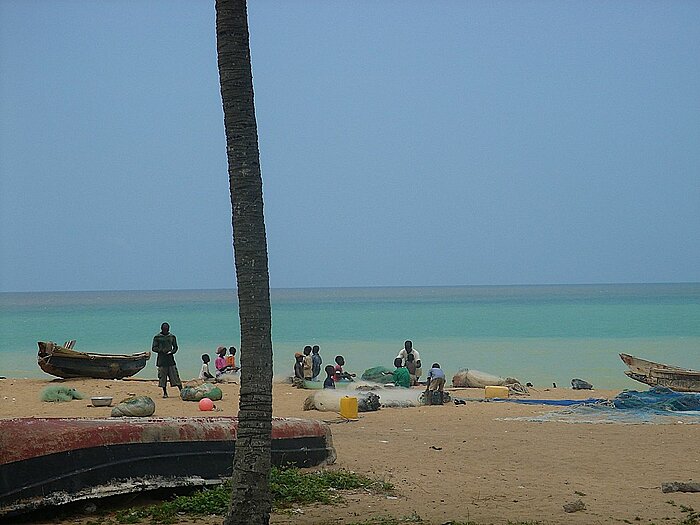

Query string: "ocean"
[1, 284, 698, 389]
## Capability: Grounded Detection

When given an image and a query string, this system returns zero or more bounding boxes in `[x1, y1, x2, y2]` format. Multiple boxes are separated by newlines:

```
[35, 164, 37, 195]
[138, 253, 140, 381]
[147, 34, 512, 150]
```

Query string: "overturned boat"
[37, 341, 150, 379]
[620, 353, 700, 392]
[0, 416, 336, 516]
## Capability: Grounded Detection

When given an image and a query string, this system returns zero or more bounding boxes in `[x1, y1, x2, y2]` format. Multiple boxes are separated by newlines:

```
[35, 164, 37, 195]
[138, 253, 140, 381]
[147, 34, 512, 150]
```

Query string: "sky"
[1, 1, 699, 292]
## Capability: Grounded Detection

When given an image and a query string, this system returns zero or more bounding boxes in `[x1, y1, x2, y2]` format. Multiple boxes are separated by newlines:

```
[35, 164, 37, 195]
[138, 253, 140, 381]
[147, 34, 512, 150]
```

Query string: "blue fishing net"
[611, 387, 700, 411]
[494, 397, 606, 407]
[499, 387, 700, 424]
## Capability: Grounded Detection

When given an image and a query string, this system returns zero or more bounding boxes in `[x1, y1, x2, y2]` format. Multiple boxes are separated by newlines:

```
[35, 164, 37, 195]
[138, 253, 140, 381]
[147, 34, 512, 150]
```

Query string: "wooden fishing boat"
[0, 416, 336, 516]
[619, 353, 700, 392]
[37, 341, 150, 379]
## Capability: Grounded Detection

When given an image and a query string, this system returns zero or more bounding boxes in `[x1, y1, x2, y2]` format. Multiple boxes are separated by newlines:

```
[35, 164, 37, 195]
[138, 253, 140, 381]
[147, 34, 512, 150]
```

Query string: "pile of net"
[612, 387, 700, 411]
[419, 390, 452, 405]
[502, 387, 700, 425]
[359, 392, 381, 411]
[216, 373, 238, 384]
[111, 395, 156, 417]
[303, 385, 424, 412]
[452, 368, 528, 394]
[40, 385, 85, 402]
[304, 390, 381, 412]
[180, 383, 223, 402]
[361, 366, 395, 384]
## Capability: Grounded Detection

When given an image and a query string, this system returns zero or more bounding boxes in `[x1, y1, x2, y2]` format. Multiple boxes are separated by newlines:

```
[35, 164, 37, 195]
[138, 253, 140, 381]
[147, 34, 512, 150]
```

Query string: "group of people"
[292, 346, 357, 388]
[290, 339, 445, 398]
[389, 340, 446, 398]
[199, 346, 240, 382]
[293, 345, 323, 382]
[153, 324, 446, 402]
[151, 322, 240, 399]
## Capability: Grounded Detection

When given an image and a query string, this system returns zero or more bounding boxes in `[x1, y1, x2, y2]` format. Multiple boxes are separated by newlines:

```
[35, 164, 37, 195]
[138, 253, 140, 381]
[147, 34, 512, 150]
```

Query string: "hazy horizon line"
[2, 281, 699, 295]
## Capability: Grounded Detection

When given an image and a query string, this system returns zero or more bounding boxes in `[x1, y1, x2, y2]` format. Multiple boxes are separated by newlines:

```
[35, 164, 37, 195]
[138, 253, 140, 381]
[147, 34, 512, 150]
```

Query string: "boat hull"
[620, 353, 700, 393]
[37, 342, 150, 379]
[0, 417, 336, 516]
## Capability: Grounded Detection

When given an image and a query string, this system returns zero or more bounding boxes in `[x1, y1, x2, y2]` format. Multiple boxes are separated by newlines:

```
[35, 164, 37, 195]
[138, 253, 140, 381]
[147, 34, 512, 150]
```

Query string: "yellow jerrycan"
[484, 385, 509, 398]
[339, 396, 358, 419]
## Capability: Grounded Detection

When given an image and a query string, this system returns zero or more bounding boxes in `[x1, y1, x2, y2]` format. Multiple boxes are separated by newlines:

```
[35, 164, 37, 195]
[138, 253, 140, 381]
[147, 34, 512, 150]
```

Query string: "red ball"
[198, 398, 214, 411]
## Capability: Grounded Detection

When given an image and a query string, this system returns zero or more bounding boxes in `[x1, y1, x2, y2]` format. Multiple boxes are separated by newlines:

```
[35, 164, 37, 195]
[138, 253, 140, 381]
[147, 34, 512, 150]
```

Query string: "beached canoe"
[37, 341, 150, 379]
[620, 353, 700, 392]
[0, 416, 336, 516]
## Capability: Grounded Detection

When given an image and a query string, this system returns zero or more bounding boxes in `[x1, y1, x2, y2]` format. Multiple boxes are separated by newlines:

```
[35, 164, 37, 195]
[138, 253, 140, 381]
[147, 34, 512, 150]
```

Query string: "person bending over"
[425, 362, 446, 404]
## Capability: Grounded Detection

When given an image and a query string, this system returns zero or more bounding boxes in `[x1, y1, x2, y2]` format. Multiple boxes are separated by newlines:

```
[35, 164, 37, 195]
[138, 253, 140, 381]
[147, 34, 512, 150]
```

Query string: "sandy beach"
[1, 377, 698, 525]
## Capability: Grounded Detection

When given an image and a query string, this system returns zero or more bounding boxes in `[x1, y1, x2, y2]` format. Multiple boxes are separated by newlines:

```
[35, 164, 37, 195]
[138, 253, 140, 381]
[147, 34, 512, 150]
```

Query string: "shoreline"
[2, 378, 699, 524]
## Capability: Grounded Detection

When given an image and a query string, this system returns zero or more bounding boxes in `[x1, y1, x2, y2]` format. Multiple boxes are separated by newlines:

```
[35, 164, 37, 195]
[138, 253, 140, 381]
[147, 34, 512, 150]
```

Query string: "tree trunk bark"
[215, 1, 273, 524]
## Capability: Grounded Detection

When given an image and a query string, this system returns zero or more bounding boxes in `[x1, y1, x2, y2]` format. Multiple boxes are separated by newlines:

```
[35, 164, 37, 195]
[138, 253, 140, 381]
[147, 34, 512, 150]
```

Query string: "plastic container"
[339, 396, 358, 419]
[484, 385, 509, 399]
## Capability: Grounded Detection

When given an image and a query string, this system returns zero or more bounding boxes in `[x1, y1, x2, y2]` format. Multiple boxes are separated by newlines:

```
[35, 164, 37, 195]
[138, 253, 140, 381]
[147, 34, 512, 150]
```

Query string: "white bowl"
[91, 396, 113, 407]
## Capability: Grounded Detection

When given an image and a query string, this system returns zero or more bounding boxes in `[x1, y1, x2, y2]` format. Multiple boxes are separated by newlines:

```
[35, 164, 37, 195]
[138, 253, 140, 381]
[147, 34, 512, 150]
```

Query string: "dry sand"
[1, 377, 698, 525]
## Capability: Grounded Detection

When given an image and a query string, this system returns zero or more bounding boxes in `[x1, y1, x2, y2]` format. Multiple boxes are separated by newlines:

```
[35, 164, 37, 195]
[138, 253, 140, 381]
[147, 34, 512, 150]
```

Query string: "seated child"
[333, 355, 356, 382]
[390, 357, 411, 388]
[199, 354, 215, 380]
[323, 364, 336, 389]
[406, 352, 418, 385]
[292, 352, 305, 387]
[225, 346, 240, 372]
[214, 346, 231, 375]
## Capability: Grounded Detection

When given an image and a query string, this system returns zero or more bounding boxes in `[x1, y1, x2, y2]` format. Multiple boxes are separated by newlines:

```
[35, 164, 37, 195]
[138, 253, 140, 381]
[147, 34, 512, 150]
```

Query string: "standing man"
[152, 322, 182, 398]
[396, 340, 422, 382]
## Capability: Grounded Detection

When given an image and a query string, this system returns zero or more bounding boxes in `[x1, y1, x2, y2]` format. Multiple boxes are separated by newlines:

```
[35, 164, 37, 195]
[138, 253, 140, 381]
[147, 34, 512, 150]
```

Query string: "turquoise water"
[1, 284, 699, 389]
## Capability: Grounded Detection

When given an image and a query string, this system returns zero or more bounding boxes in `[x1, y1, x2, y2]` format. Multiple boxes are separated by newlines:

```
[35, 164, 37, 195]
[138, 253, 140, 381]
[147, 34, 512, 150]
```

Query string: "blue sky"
[1, 1, 698, 292]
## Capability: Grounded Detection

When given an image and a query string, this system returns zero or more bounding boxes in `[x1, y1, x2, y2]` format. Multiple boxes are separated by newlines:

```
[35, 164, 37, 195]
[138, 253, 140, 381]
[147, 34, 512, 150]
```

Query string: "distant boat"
[0, 416, 336, 517]
[619, 353, 700, 393]
[37, 341, 150, 379]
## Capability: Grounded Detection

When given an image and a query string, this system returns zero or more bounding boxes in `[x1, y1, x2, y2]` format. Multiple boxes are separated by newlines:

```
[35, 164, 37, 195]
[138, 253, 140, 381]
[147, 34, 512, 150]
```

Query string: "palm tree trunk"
[215, 1, 273, 524]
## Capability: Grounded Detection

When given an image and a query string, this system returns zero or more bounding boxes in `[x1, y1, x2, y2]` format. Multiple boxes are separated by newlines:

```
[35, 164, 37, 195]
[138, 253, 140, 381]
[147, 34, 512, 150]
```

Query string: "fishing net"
[419, 390, 452, 405]
[358, 392, 381, 412]
[111, 395, 156, 417]
[361, 366, 395, 384]
[612, 387, 700, 411]
[499, 387, 700, 424]
[180, 383, 223, 402]
[40, 385, 85, 402]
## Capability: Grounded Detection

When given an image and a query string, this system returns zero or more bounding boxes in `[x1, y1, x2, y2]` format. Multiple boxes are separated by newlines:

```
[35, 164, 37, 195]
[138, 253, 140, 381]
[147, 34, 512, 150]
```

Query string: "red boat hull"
[0, 417, 336, 516]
